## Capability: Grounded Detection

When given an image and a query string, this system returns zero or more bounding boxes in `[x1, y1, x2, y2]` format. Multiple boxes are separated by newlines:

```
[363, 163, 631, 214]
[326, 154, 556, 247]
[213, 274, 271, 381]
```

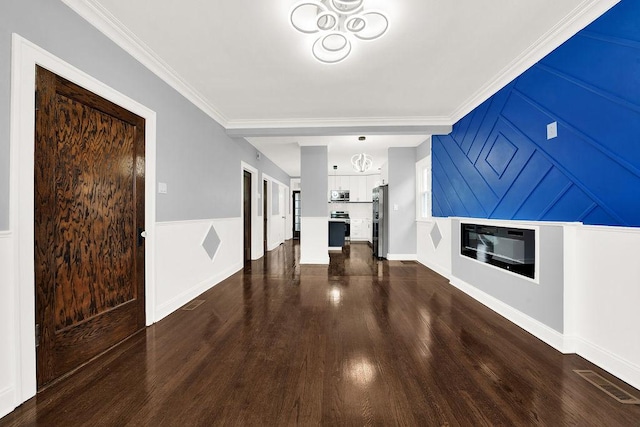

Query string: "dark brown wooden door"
[263, 180, 268, 252]
[243, 170, 251, 263]
[34, 66, 146, 388]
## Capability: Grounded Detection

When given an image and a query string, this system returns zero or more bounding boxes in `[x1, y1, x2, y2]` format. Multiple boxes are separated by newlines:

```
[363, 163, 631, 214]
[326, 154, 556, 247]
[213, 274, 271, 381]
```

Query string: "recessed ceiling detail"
[290, 0, 388, 64]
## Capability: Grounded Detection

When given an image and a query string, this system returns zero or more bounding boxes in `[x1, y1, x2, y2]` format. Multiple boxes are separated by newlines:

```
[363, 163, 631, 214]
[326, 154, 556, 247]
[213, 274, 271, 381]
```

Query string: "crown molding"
[62, 0, 618, 134]
[61, 0, 230, 127]
[225, 116, 452, 137]
[449, 0, 620, 124]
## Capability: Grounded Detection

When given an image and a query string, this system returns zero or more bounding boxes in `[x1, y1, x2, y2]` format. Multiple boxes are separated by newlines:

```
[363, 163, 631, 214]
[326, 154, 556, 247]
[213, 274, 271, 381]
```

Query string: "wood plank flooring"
[2, 241, 640, 426]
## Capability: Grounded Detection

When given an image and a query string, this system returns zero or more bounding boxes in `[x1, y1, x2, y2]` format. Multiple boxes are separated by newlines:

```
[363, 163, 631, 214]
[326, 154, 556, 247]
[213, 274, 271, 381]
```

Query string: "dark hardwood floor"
[3, 241, 640, 426]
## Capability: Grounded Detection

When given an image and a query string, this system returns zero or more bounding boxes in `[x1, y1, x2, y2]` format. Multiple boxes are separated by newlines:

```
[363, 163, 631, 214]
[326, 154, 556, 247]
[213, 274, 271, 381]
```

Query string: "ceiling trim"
[225, 116, 452, 137]
[63, 0, 619, 132]
[449, 0, 620, 124]
[61, 0, 231, 127]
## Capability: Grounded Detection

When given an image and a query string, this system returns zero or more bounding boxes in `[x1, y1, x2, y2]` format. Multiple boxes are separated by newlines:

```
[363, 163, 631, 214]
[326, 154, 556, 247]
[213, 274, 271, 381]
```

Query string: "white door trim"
[9, 34, 157, 405]
[241, 162, 260, 260]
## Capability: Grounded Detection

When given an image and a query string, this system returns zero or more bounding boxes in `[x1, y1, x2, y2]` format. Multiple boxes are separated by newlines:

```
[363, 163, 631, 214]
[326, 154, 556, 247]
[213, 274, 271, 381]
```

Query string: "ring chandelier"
[351, 153, 373, 173]
[290, 0, 389, 64]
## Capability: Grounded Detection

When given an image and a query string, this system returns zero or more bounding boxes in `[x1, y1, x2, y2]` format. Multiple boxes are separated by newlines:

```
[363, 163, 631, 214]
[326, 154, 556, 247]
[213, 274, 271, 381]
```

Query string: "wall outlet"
[547, 121, 558, 140]
[158, 182, 168, 194]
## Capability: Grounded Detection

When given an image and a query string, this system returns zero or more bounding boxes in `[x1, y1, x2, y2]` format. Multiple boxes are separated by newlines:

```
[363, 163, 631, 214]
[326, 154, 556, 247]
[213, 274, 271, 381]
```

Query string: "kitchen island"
[328, 219, 348, 250]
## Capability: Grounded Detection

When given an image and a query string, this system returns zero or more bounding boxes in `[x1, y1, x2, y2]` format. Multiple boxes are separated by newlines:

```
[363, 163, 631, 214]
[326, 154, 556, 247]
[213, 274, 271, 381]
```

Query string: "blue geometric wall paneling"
[432, 0, 640, 227]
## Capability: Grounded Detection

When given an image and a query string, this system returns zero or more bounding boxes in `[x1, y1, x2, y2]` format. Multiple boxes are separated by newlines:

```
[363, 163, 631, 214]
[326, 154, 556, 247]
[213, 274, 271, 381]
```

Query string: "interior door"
[34, 66, 146, 388]
[263, 180, 268, 252]
[243, 170, 252, 263]
[292, 191, 300, 239]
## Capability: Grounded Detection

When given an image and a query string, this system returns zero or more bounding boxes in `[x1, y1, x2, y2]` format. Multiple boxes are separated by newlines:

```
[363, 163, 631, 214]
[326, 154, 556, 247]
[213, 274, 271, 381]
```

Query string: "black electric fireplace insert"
[461, 223, 536, 279]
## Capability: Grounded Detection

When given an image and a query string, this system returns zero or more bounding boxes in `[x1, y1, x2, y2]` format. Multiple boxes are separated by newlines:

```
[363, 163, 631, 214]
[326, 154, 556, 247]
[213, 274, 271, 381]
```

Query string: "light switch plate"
[393, 204, 399, 211]
[158, 182, 168, 194]
[547, 121, 558, 140]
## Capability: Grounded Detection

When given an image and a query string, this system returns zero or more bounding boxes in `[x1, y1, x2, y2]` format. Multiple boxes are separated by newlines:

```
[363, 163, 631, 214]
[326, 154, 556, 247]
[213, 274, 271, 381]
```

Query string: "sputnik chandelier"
[290, 0, 389, 64]
[351, 153, 373, 172]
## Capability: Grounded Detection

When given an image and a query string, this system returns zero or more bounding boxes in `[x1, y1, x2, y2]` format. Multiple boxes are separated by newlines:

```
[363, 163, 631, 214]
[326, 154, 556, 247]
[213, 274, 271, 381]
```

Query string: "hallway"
[2, 241, 639, 425]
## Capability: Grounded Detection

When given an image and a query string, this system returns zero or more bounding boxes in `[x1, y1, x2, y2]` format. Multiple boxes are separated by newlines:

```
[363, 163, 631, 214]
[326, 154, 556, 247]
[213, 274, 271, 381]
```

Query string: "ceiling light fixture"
[290, 0, 389, 64]
[351, 153, 372, 173]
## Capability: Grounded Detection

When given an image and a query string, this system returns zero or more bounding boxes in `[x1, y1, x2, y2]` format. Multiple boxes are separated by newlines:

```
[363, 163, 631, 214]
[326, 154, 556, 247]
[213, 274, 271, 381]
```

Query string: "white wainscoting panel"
[449, 275, 567, 353]
[0, 233, 16, 419]
[300, 217, 329, 264]
[573, 225, 640, 390]
[154, 218, 243, 321]
[416, 218, 452, 278]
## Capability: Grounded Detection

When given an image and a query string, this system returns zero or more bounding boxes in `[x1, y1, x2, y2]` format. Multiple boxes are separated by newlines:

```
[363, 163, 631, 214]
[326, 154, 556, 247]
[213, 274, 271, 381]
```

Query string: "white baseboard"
[267, 241, 281, 252]
[417, 258, 451, 280]
[0, 386, 15, 419]
[300, 256, 330, 264]
[387, 253, 417, 261]
[572, 337, 640, 391]
[449, 276, 567, 353]
[155, 261, 242, 321]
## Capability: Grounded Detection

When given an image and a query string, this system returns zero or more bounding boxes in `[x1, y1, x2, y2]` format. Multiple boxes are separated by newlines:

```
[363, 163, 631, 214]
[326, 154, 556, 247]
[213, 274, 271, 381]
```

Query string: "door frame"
[240, 162, 258, 260]
[9, 35, 157, 404]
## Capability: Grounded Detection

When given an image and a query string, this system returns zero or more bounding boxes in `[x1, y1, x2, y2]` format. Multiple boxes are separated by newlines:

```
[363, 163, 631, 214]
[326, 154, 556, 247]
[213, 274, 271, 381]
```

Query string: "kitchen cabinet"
[350, 218, 367, 241]
[328, 175, 336, 200]
[327, 174, 381, 202]
[349, 175, 367, 202]
[337, 176, 350, 191]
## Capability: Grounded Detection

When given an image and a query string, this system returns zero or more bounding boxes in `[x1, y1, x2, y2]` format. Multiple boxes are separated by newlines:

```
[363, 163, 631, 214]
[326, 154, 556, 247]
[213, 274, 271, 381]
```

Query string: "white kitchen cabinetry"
[328, 175, 336, 200]
[337, 176, 350, 191]
[349, 175, 367, 201]
[328, 174, 381, 202]
[350, 219, 367, 241]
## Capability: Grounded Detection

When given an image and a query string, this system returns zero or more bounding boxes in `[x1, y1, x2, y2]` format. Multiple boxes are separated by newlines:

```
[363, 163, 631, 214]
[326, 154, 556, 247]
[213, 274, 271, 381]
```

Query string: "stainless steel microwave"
[330, 190, 350, 202]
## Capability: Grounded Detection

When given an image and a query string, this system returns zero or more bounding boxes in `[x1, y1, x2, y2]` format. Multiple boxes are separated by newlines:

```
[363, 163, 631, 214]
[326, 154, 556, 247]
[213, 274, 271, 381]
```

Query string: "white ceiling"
[65, 0, 611, 177]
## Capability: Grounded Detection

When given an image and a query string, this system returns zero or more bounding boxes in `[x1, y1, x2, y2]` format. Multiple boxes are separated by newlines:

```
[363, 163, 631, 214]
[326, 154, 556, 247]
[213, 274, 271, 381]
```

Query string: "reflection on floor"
[2, 241, 639, 425]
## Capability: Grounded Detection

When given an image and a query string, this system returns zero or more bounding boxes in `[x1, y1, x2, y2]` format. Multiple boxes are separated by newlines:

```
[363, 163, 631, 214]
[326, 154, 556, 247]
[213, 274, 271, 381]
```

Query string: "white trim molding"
[449, 0, 620, 123]
[154, 218, 243, 321]
[62, 0, 619, 132]
[386, 254, 418, 261]
[449, 276, 567, 353]
[9, 34, 157, 410]
[61, 0, 229, 127]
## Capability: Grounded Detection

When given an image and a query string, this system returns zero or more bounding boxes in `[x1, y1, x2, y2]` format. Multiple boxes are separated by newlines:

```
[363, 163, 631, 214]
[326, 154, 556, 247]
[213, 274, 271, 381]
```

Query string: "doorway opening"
[292, 190, 301, 239]
[263, 180, 268, 253]
[243, 170, 252, 264]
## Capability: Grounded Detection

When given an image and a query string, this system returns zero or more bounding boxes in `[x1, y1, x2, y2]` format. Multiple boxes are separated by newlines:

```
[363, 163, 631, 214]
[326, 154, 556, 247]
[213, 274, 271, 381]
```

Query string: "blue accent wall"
[432, 0, 640, 227]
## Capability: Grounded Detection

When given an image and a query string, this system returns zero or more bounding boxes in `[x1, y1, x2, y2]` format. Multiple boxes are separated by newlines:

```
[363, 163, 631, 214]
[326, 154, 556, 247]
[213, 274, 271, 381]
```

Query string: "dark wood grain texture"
[34, 66, 146, 388]
[7, 241, 640, 425]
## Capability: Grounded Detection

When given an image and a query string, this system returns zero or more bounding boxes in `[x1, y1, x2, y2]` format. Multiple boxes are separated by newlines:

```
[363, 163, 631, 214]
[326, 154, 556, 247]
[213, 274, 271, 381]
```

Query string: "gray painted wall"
[416, 138, 431, 161]
[451, 219, 565, 332]
[300, 146, 327, 217]
[388, 147, 417, 255]
[0, 0, 289, 229]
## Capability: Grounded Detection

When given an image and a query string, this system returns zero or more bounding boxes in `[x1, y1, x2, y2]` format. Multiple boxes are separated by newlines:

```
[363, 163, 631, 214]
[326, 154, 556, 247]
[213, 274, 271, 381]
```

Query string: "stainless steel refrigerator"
[372, 185, 388, 259]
